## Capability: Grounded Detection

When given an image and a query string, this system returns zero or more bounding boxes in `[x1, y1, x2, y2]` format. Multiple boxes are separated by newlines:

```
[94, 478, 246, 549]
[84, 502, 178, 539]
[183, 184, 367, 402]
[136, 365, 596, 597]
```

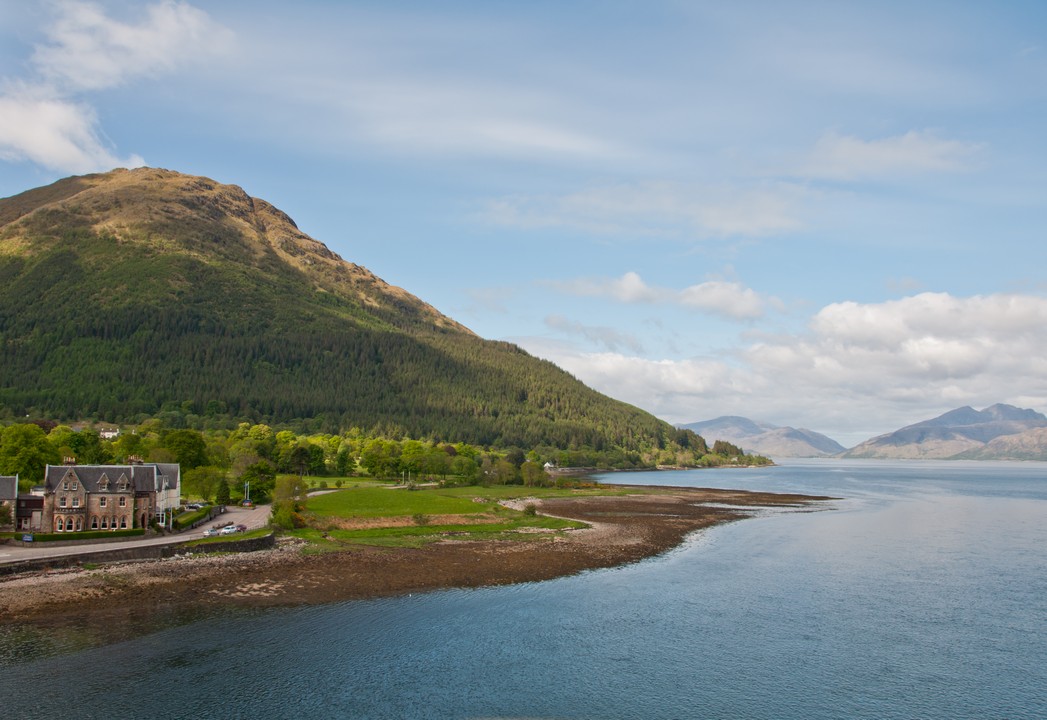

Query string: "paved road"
[0, 503, 272, 565]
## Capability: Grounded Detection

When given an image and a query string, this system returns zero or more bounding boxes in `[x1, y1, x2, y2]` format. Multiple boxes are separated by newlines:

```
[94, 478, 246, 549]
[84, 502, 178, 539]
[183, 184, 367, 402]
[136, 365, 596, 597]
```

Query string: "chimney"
[63, 456, 76, 465]
[128, 455, 143, 465]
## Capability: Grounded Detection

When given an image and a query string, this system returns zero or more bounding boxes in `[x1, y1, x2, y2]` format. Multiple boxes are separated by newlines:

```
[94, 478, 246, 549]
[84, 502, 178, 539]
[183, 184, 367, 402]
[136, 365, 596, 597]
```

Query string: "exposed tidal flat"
[1, 459, 1045, 719]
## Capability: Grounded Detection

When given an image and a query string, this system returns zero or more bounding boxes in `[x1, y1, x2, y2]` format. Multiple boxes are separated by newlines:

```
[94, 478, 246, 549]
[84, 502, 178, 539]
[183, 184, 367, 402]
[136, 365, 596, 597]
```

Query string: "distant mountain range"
[682, 403, 1047, 460]
[678, 416, 846, 458]
[842, 404, 1047, 460]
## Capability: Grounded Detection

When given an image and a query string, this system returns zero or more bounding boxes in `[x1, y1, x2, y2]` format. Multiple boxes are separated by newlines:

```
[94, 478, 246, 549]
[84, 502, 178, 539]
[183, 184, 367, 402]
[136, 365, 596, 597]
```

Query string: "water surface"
[1, 459, 1044, 719]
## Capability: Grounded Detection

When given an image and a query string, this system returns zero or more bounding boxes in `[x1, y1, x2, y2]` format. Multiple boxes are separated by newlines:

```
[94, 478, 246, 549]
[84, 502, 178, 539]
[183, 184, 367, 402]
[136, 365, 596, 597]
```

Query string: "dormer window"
[72, 482, 78, 490]
[62, 482, 69, 490]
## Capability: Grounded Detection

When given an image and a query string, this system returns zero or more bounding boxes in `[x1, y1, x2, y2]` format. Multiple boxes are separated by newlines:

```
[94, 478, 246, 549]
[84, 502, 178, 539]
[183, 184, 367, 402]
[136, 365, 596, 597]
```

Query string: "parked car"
[219, 525, 240, 536]
[235, 524, 248, 532]
[202, 527, 219, 537]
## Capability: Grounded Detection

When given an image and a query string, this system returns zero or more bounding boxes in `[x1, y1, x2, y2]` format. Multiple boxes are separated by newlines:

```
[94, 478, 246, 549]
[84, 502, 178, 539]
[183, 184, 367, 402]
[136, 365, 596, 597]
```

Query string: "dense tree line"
[0, 419, 767, 504]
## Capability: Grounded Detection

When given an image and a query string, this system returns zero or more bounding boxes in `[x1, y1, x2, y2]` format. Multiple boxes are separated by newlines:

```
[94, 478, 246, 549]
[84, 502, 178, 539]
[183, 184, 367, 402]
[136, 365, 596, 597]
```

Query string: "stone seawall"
[169, 533, 275, 557]
[0, 533, 275, 576]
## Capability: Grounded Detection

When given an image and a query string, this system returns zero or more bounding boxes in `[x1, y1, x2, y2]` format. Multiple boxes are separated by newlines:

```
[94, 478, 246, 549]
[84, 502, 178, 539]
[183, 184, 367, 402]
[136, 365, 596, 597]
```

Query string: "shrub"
[172, 505, 211, 530]
[25, 528, 145, 542]
[523, 503, 538, 516]
[412, 513, 430, 526]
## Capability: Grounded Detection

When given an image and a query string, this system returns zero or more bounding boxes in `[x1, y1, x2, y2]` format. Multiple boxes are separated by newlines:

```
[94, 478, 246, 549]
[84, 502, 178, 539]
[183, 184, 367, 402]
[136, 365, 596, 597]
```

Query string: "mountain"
[843, 404, 1047, 459]
[679, 416, 846, 457]
[0, 168, 700, 456]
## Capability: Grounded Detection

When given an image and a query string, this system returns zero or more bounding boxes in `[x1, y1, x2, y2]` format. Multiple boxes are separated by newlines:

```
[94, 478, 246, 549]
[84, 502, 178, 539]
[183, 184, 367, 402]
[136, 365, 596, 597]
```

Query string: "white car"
[218, 525, 239, 536]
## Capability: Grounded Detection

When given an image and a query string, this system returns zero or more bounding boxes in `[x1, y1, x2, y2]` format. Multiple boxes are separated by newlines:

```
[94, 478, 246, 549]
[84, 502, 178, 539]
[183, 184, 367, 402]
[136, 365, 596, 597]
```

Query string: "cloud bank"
[524, 292, 1047, 444]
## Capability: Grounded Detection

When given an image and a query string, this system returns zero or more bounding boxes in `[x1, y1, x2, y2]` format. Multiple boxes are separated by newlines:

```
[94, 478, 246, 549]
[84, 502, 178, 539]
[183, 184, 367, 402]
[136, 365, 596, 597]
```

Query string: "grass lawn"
[293, 485, 590, 550]
[306, 487, 488, 518]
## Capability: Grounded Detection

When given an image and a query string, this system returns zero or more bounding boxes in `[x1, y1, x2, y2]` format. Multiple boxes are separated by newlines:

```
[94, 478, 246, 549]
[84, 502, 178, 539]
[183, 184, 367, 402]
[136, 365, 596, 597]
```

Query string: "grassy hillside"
[0, 168, 698, 455]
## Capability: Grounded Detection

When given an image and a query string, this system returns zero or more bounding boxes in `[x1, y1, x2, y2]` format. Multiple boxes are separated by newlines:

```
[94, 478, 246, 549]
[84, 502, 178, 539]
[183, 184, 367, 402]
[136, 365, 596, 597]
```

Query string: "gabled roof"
[43, 463, 180, 493]
[154, 463, 180, 490]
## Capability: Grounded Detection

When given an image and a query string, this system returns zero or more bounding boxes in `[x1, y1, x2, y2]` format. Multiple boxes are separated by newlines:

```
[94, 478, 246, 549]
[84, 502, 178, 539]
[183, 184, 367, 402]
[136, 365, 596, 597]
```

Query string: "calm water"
[1, 459, 1044, 719]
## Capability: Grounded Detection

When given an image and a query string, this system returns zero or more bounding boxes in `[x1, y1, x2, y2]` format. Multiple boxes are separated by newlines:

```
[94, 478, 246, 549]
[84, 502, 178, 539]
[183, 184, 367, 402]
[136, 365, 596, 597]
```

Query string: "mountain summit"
[0, 168, 691, 454]
[843, 404, 1047, 459]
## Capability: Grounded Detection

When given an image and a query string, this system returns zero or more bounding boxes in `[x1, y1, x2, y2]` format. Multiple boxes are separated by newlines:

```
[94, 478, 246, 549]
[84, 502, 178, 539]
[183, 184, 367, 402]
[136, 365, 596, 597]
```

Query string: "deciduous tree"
[0, 423, 60, 485]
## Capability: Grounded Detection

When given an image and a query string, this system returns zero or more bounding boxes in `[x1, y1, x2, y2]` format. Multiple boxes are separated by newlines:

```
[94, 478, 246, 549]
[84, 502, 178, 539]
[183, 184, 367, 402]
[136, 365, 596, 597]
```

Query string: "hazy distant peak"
[678, 416, 844, 458]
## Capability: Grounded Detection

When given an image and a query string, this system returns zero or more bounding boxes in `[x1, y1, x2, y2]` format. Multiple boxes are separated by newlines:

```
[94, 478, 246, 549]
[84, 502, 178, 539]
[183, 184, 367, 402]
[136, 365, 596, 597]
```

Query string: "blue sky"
[2, 0, 1046, 445]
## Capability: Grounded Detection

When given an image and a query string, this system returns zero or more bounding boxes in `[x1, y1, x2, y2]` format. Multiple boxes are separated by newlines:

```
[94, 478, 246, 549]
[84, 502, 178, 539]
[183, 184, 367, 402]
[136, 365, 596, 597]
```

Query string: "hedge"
[19, 528, 146, 542]
[172, 505, 212, 530]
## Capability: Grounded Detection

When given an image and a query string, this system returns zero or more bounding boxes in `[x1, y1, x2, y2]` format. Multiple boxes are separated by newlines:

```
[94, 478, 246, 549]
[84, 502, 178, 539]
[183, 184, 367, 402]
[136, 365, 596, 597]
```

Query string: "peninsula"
[0, 485, 830, 639]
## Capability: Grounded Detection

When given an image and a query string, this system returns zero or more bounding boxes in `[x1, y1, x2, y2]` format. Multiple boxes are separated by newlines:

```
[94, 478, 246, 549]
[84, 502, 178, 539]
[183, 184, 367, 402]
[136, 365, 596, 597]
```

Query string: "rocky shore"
[0, 487, 831, 636]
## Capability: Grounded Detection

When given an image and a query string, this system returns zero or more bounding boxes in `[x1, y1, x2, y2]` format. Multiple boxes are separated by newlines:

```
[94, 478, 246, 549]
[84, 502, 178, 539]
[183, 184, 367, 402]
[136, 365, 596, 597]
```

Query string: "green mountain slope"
[0, 168, 696, 454]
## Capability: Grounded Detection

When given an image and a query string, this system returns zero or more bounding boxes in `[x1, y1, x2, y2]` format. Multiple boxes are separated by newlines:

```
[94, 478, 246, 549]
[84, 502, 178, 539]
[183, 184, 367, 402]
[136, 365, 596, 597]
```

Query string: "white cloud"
[0, 1, 229, 175]
[520, 292, 1047, 445]
[545, 315, 644, 354]
[32, 0, 232, 91]
[484, 181, 808, 239]
[551, 272, 775, 321]
[555, 272, 664, 304]
[0, 91, 144, 172]
[802, 130, 981, 181]
[679, 281, 769, 320]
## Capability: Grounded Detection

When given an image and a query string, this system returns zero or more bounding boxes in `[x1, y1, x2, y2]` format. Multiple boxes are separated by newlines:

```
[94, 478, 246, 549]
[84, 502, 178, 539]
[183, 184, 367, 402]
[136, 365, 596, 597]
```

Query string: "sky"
[2, 0, 1047, 446]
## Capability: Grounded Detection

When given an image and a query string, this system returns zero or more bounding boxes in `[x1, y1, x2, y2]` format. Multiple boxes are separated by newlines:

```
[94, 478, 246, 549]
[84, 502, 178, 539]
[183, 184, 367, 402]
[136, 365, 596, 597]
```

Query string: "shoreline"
[0, 486, 832, 637]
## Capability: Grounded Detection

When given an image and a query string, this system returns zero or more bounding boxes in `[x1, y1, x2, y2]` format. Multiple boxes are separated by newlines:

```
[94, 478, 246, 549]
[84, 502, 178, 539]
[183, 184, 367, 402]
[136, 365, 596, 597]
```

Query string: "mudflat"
[0, 487, 830, 632]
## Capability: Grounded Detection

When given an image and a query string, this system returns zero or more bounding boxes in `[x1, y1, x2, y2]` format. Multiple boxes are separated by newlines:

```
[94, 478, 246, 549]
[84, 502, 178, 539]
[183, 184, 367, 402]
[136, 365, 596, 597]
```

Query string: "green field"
[294, 485, 589, 549]
[306, 487, 488, 518]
